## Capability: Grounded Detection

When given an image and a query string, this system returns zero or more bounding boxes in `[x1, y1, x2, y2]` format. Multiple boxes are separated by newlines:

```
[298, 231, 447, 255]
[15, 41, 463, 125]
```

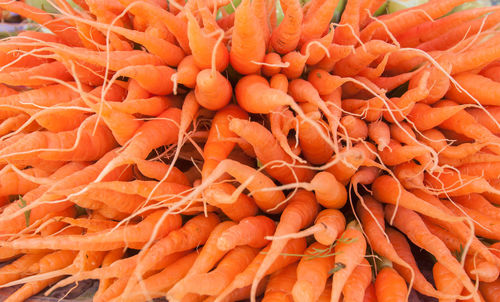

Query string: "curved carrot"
[385, 204, 479, 301]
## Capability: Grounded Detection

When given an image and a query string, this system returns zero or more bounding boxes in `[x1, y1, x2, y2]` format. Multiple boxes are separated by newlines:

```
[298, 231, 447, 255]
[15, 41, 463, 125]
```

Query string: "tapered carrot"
[0, 253, 48, 286]
[373, 175, 462, 222]
[0, 211, 181, 251]
[363, 282, 377, 302]
[397, 6, 500, 47]
[330, 222, 367, 302]
[385, 204, 480, 301]
[360, 0, 473, 42]
[334, 40, 398, 77]
[413, 190, 500, 268]
[343, 258, 372, 302]
[292, 242, 335, 302]
[173, 246, 259, 298]
[214, 237, 307, 302]
[341, 115, 368, 140]
[201, 105, 248, 180]
[375, 266, 407, 302]
[216, 216, 276, 251]
[300, 0, 339, 45]
[230, 0, 265, 74]
[119, 251, 198, 302]
[124, 213, 220, 297]
[315, 43, 354, 72]
[262, 263, 297, 302]
[229, 118, 314, 184]
[433, 261, 464, 302]
[270, 0, 302, 54]
[250, 190, 318, 301]
[4, 276, 64, 302]
[453, 194, 500, 220]
[167, 221, 236, 301]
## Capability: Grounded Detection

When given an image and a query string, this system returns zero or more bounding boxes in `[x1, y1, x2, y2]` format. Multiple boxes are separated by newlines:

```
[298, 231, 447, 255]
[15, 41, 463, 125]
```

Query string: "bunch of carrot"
[0, 0, 498, 301]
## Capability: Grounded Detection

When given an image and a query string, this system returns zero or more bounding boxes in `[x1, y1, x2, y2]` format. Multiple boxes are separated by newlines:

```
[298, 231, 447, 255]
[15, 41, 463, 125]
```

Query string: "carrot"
[326, 144, 367, 185]
[356, 196, 419, 293]
[249, 191, 318, 299]
[413, 190, 500, 268]
[330, 222, 367, 302]
[0, 211, 182, 251]
[480, 65, 500, 82]
[442, 202, 500, 241]
[94, 248, 126, 298]
[167, 221, 236, 301]
[214, 237, 307, 302]
[229, 118, 314, 184]
[363, 282, 378, 302]
[175, 56, 200, 89]
[397, 6, 500, 47]
[185, 11, 228, 72]
[261, 52, 284, 77]
[0, 253, 48, 286]
[341, 115, 369, 140]
[262, 263, 297, 302]
[386, 227, 452, 299]
[230, 0, 265, 74]
[173, 246, 259, 298]
[479, 278, 500, 302]
[343, 258, 372, 302]
[270, 0, 302, 54]
[368, 120, 390, 151]
[467, 106, 500, 135]
[360, 0, 473, 42]
[464, 252, 499, 283]
[124, 213, 220, 296]
[385, 204, 479, 301]
[453, 194, 500, 220]
[300, 0, 339, 45]
[194, 69, 232, 111]
[373, 175, 463, 222]
[292, 242, 335, 302]
[119, 251, 198, 302]
[375, 266, 407, 302]
[216, 216, 276, 251]
[433, 261, 464, 302]
[417, 10, 500, 52]
[204, 183, 258, 221]
[4, 276, 64, 302]
[0, 1, 82, 46]
[334, 0, 361, 46]
[315, 43, 354, 72]
[333, 40, 397, 77]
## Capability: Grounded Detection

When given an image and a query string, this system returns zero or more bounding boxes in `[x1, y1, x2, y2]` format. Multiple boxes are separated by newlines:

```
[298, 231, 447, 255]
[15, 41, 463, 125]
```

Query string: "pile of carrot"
[0, 0, 499, 301]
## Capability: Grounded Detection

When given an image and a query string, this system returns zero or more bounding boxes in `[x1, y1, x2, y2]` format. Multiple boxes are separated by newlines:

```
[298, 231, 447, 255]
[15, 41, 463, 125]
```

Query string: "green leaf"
[328, 262, 346, 275]
[17, 196, 31, 227]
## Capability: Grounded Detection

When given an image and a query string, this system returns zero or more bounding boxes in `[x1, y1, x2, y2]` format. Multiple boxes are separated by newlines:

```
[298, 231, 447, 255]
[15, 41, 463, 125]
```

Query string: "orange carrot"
[343, 258, 372, 302]
[375, 266, 407, 302]
[292, 242, 335, 302]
